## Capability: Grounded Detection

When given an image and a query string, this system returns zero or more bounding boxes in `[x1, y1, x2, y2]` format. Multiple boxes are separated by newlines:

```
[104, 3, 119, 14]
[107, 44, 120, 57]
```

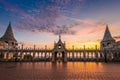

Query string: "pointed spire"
[9, 21, 11, 26]
[0, 22, 17, 42]
[102, 24, 115, 42]
[59, 34, 61, 40]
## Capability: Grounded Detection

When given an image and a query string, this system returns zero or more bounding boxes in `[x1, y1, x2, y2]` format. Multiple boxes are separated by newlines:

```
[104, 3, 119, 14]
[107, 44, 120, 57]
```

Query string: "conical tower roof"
[102, 25, 115, 42]
[0, 22, 17, 42]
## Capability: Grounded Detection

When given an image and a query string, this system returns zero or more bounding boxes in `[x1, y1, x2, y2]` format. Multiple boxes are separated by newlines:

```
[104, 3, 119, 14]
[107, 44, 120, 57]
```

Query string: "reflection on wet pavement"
[0, 62, 120, 80]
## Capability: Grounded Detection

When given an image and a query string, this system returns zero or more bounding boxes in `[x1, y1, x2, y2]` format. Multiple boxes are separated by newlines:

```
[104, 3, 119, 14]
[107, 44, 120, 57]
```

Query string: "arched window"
[5, 41, 8, 43]
[102, 43, 105, 47]
[58, 44, 61, 49]
[12, 42, 14, 46]
[107, 42, 111, 46]
[5, 41, 8, 45]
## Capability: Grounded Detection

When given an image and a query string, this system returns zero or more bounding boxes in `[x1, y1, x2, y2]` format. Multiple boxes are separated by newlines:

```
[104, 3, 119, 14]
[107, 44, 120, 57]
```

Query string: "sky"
[0, 0, 120, 49]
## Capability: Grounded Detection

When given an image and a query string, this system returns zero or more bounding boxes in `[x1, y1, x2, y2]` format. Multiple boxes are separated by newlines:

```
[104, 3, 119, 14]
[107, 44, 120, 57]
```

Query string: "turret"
[0, 22, 17, 49]
[101, 25, 115, 50]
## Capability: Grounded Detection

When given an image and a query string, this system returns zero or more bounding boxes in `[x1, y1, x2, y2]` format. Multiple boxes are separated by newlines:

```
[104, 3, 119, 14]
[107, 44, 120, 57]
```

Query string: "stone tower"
[52, 34, 67, 62]
[100, 25, 115, 50]
[0, 22, 17, 49]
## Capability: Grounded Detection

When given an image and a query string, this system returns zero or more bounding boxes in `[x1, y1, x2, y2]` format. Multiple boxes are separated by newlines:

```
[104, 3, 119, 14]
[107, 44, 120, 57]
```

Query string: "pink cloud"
[1, 0, 87, 35]
[18, 41, 54, 49]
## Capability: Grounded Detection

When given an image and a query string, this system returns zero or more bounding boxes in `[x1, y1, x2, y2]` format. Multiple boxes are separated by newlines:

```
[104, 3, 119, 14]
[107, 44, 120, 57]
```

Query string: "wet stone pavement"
[0, 62, 120, 80]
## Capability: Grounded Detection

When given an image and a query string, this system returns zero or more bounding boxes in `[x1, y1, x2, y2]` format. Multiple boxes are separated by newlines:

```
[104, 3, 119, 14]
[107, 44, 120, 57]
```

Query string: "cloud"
[2, 0, 105, 35]
[17, 41, 54, 49]
[9, 0, 85, 35]
[113, 36, 120, 39]
[113, 35, 120, 42]
[66, 17, 106, 35]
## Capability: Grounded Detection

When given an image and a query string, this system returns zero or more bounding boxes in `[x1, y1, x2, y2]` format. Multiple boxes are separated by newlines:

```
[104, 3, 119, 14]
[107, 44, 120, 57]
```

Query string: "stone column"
[116, 51, 119, 62]
[41, 52, 43, 60]
[48, 52, 50, 59]
[49, 52, 50, 60]
[91, 52, 93, 60]
[45, 45, 47, 61]
[76, 52, 78, 60]
[52, 52, 55, 62]
[88, 52, 89, 61]
[80, 52, 81, 60]
[33, 45, 36, 61]
[1, 52, 4, 61]
[15, 48, 18, 61]
[95, 45, 98, 61]
[72, 45, 74, 61]
[83, 51, 85, 61]
[6, 49, 9, 61]
[64, 52, 67, 62]
[20, 44, 24, 61]
[83, 45, 86, 61]
[68, 52, 70, 60]
[104, 49, 108, 63]
[95, 51, 98, 62]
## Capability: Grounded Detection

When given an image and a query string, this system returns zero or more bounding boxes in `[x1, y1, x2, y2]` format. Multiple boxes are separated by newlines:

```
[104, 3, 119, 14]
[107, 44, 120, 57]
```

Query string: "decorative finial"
[106, 24, 108, 27]
[8, 21, 12, 27]
[9, 21, 11, 25]
[59, 34, 61, 40]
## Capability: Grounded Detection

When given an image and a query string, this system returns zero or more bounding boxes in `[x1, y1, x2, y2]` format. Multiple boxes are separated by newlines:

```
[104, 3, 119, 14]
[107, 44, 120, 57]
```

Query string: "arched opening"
[0, 53, 4, 60]
[107, 42, 111, 47]
[12, 42, 14, 46]
[102, 43, 105, 47]
[54, 51, 65, 62]
[58, 44, 61, 49]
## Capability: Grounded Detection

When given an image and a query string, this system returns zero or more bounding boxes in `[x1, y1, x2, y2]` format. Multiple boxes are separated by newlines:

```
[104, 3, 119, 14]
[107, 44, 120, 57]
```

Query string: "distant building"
[52, 35, 67, 62]
[101, 25, 120, 50]
[0, 22, 17, 49]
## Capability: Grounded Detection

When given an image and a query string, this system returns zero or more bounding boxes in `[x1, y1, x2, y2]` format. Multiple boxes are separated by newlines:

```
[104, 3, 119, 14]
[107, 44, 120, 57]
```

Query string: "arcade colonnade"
[0, 47, 119, 62]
